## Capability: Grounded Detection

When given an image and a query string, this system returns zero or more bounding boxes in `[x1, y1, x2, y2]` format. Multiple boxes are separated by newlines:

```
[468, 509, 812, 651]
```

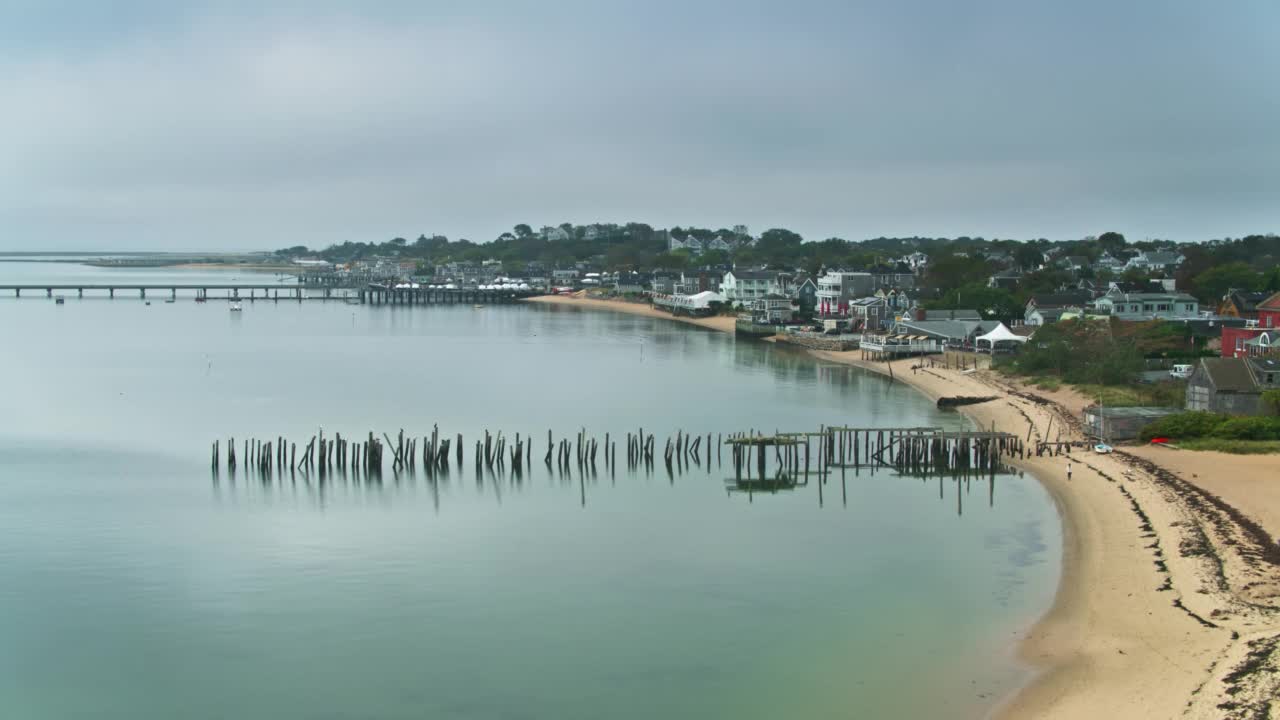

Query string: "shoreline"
[521, 293, 737, 333]
[525, 293, 1280, 719]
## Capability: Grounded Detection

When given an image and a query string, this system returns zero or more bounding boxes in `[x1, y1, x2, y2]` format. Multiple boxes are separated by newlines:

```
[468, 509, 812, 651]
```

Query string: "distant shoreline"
[522, 292, 1280, 719]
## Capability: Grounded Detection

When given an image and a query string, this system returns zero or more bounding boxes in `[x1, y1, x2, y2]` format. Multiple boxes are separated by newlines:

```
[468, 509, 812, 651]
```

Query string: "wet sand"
[522, 294, 736, 333]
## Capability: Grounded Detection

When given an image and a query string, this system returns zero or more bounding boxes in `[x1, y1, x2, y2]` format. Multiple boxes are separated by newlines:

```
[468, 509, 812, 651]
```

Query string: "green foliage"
[1191, 262, 1263, 303]
[1137, 412, 1280, 442]
[926, 282, 1021, 322]
[1096, 231, 1126, 254]
[1010, 320, 1143, 385]
[1177, 439, 1280, 454]
[1261, 389, 1280, 416]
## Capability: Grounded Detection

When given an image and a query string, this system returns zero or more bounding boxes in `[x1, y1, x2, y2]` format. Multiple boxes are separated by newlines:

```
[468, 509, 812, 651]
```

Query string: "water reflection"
[213, 455, 1015, 517]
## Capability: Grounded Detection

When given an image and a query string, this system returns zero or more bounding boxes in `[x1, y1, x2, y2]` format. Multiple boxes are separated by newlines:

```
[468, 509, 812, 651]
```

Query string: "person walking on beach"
[1066, 461, 1073, 482]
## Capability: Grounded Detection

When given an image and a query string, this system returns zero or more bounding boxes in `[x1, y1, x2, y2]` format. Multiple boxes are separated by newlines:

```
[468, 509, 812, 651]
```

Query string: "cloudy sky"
[2, 0, 1277, 250]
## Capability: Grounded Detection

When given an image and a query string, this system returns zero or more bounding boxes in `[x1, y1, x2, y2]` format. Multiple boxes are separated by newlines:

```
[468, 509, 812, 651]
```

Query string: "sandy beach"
[525, 294, 1280, 718]
[809, 351, 1280, 720]
[522, 294, 737, 333]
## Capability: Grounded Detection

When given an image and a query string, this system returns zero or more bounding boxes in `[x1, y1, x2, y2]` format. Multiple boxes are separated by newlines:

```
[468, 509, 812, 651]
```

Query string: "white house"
[721, 270, 780, 304]
[1124, 250, 1184, 273]
[1093, 291, 1199, 320]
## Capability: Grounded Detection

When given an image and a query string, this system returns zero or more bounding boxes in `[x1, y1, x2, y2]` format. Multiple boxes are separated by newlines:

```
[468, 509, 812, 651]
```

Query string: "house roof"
[1257, 291, 1280, 311]
[1198, 358, 1260, 393]
[1029, 291, 1093, 308]
[1138, 251, 1182, 265]
[1248, 357, 1280, 375]
[728, 270, 779, 281]
[895, 319, 996, 340]
[924, 308, 981, 321]
[1224, 290, 1273, 313]
[1101, 292, 1198, 304]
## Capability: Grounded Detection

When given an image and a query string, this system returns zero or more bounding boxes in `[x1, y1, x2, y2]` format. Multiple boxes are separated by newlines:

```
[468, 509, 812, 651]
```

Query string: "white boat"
[1094, 443, 1113, 454]
[230, 301, 243, 312]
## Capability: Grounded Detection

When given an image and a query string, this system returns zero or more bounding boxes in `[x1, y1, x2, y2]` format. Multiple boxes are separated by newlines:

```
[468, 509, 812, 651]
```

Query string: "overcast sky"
[2, 0, 1277, 251]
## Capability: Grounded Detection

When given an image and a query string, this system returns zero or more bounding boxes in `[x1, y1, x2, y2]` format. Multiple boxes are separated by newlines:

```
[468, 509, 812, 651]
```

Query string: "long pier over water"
[1, 283, 537, 304]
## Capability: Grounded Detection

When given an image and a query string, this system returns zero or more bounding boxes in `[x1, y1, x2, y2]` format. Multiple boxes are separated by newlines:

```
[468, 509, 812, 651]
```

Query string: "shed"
[1082, 406, 1181, 442]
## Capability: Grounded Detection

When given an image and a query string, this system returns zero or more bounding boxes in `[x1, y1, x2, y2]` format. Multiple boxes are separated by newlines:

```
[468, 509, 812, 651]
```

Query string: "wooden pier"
[1, 282, 539, 304]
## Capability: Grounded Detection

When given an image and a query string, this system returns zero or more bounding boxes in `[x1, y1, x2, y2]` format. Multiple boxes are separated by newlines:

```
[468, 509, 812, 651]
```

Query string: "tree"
[927, 282, 1022, 323]
[652, 250, 691, 270]
[756, 228, 804, 265]
[1192, 262, 1262, 303]
[1014, 244, 1044, 271]
[513, 224, 533, 238]
[1097, 231, 1127, 255]
[698, 249, 731, 267]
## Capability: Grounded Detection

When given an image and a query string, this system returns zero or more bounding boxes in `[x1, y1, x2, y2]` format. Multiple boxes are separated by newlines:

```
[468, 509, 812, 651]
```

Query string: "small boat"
[195, 297, 207, 303]
[473, 304, 486, 309]
[54, 296, 65, 305]
[164, 299, 176, 304]
[145, 301, 151, 306]
[230, 301, 243, 312]
[1093, 443, 1113, 454]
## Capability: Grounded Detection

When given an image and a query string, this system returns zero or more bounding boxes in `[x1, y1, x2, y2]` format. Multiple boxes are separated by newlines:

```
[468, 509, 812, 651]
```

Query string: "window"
[1236, 338, 1244, 351]
[1157, 304, 1169, 312]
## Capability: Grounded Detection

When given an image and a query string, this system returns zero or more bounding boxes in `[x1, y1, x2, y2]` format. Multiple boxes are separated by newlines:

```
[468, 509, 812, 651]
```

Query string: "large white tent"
[975, 323, 1028, 351]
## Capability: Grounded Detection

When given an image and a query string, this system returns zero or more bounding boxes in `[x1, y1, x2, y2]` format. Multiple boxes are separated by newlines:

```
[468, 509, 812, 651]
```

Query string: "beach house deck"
[858, 332, 942, 360]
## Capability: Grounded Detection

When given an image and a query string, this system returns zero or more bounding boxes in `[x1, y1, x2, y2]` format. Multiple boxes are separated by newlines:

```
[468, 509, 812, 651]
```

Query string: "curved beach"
[527, 294, 1280, 719]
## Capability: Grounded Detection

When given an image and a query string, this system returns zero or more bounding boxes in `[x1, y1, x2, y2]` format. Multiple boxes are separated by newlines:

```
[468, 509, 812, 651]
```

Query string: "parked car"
[1169, 364, 1193, 379]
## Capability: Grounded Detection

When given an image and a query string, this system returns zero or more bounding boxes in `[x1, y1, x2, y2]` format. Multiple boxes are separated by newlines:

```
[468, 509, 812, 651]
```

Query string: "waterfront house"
[1092, 291, 1199, 320]
[815, 271, 876, 317]
[721, 270, 780, 305]
[848, 297, 892, 332]
[1186, 356, 1280, 415]
[613, 272, 647, 295]
[551, 269, 579, 288]
[650, 272, 679, 295]
[789, 274, 818, 315]
[750, 295, 796, 325]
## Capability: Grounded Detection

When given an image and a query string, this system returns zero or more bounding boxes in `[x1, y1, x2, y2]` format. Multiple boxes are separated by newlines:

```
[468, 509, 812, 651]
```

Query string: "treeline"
[277, 225, 1280, 306]
[1005, 319, 1205, 385]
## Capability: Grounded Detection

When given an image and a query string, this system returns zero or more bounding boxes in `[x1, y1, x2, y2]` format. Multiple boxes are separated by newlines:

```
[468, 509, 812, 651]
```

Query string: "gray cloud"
[1, 0, 1277, 250]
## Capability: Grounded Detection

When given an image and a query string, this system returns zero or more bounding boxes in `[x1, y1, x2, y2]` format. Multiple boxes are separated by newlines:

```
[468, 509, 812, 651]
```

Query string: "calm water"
[0, 264, 1060, 719]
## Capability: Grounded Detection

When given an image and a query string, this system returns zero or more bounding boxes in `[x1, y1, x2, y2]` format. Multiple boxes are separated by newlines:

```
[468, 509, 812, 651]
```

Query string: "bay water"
[0, 263, 1060, 719]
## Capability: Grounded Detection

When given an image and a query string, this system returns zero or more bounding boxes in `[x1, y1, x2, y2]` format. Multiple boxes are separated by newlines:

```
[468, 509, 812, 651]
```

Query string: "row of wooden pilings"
[210, 426, 1025, 483]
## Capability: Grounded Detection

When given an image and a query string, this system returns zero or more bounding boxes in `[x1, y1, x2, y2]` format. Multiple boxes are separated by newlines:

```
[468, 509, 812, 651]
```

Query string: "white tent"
[975, 323, 1028, 351]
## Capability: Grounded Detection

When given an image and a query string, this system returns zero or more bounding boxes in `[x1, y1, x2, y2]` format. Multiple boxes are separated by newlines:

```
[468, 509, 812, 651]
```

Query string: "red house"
[1222, 291, 1280, 358]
